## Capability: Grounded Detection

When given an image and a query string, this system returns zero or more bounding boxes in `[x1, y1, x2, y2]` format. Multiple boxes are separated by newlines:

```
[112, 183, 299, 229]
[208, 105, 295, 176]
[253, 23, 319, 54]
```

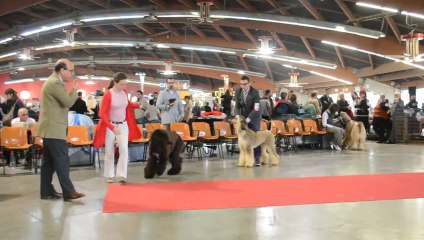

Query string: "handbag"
[1, 100, 17, 126]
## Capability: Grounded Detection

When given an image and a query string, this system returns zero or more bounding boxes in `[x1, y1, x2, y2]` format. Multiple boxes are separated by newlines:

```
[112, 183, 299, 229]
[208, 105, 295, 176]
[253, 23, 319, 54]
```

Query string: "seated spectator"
[288, 94, 299, 115]
[145, 99, 161, 123]
[272, 92, 290, 118]
[322, 103, 345, 150]
[11, 108, 36, 129]
[192, 102, 201, 117]
[203, 102, 212, 112]
[4, 108, 37, 168]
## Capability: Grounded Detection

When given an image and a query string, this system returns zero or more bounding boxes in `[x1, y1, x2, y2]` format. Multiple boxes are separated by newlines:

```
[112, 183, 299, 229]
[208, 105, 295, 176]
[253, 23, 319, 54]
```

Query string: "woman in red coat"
[93, 72, 141, 183]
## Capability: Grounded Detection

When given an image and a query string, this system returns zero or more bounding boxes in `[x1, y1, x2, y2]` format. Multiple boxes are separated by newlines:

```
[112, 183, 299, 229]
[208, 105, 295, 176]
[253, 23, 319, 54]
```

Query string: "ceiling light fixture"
[0, 52, 18, 59]
[21, 22, 73, 37]
[82, 15, 146, 22]
[4, 78, 34, 84]
[181, 46, 236, 54]
[87, 42, 134, 47]
[35, 44, 68, 51]
[401, 11, 424, 20]
[310, 71, 352, 85]
[321, 40, 424, 70]
[0, 37, 12, 44]
[355, 2, 399, 13]
[243, 53, 337, 69]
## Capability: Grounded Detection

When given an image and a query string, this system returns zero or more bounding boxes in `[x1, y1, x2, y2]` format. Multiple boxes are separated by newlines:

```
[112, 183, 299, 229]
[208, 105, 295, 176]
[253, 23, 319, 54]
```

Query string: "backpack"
[273, 102, 289, 117]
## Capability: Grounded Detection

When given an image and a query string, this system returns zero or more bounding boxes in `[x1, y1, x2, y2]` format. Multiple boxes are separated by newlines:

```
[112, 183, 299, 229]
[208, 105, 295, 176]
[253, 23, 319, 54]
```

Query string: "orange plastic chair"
[170, 122, 201, 160]
[1, 127, 32, 174]
[192, 122, 222, 158]
[260, 120, 269, 131]
[270, 120, 296, 153]
[214, 121, 238, 156]
[67, 126, 94, 165]
[145, 123, 166, 138]
[30, 126, 43, 173]
[287, 119, 313, 149]
[130, 125, 150, 161]
[302, 119, 327, 135]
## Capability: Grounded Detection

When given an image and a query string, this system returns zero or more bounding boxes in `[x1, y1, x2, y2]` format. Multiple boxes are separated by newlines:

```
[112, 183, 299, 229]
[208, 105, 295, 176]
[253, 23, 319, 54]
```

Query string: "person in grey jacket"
[156, 78, 184, 129]
[234, 75, 262, 166]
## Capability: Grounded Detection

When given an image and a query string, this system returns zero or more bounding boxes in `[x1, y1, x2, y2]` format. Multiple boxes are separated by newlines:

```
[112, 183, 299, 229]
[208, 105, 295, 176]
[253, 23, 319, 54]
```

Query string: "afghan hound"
[340, 112, 366, 150]
[235, 115, 279, 167]
[144, 129, 184, 179]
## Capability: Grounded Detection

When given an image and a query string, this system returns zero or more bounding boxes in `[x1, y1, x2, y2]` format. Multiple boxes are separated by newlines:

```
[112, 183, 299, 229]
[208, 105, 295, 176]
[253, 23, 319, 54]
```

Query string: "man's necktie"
[243, 90, 248, 104]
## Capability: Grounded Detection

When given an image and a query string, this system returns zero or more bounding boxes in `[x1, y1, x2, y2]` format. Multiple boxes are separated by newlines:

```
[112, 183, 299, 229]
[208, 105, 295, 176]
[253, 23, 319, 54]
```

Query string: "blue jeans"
[248, 122, 261, 164]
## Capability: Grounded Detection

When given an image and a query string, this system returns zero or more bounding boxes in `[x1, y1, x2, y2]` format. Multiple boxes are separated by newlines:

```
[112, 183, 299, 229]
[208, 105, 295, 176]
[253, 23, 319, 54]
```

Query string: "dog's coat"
[235, 115, 279, 167]
[340, 112, 366, 150]
[144, 129, 184, 178]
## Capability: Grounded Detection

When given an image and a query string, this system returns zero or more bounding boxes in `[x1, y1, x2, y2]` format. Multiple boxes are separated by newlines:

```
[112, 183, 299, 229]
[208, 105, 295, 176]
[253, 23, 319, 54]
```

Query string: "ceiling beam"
[58, 0, 90, 11]
[237, 0, 256, 11]
[266, 0, 278, 8]
[148, 0, 166, 9]
[298, 0, 324, 21]
[270, 32, 288, 53]
[167, 48, 182, 61]
[113, 24, 134, 36]
[240, 27, 259, 45]
[300, 36, 316, 60]
[211, 25, 232, 42]
[160, 23, 182, 38]
[385, 16, 402, 43]
[334, 46, 346, 69]
[120, 0, 138, 7]
[376, 69, 424, 82]
[357, 62, 414, 77]
[91, 26, 109, 35]
[150, 52, 160, 60]
[189, 24, 207, 39]
[19, 9, 48, 20]
[0, 0, 48, 16]
[134, 23, 154, 35]
[368, 54, 374, 69]
[335, 0, 360, 27]
[264, 61, 274, 82]
[39, 2, 67, 14]
[88, 0, 110, 8]
[239, 55, 250, 71]
[215, 53, 227, 68]
[177, 0, 196, 8]
[192, 51, 204, 64]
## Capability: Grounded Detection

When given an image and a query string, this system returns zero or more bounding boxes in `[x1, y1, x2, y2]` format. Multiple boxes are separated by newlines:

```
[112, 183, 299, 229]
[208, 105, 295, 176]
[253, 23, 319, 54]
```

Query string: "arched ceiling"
[0, 0, 423, 92]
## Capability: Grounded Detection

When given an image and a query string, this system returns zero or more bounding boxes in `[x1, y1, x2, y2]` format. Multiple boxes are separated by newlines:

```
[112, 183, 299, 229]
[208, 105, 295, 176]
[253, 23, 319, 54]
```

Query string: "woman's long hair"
[4, 88, 18, 101]
[107, 72, 127, 89]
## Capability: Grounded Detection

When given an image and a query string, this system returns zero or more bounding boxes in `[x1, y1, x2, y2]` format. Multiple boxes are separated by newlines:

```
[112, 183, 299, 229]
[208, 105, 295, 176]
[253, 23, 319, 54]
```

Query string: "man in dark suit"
[234, 75, 262, 167]
[69, 91, 88, 114]
[37, 59, 85, 201]
[319, 88, 334, 114]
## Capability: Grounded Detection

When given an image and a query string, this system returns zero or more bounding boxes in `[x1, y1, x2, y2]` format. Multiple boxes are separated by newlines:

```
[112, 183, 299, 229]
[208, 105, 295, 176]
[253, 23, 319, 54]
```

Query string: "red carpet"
[103, 172, 424, 213]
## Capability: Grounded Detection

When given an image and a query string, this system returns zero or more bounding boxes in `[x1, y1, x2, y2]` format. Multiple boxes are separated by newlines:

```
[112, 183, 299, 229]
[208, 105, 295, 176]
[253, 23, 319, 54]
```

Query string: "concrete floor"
[1, 142, 424, 240]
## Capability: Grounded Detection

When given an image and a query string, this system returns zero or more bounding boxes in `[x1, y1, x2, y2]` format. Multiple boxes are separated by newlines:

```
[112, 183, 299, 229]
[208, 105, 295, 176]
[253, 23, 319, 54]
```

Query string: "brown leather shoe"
[63, 192, 85, 201]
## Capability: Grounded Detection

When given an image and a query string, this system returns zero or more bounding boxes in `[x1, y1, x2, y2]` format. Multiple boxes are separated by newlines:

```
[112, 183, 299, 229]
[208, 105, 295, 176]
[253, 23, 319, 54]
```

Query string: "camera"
[169, 98, 176, 104]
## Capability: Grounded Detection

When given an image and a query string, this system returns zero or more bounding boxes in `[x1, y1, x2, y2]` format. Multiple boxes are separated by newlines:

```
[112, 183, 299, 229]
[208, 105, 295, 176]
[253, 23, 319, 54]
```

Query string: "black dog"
[144, 129, 184, 179]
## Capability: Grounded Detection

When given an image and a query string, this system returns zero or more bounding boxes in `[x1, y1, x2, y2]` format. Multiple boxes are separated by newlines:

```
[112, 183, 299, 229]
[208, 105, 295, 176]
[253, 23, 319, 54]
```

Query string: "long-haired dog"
[234, 115, 279, 167]
[144, 129, 184, 179]
[340, 112, 366, 150]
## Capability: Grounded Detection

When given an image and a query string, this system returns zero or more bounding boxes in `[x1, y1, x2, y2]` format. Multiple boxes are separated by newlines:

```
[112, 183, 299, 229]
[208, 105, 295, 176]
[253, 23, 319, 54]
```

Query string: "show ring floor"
[1, 142, 424, 240]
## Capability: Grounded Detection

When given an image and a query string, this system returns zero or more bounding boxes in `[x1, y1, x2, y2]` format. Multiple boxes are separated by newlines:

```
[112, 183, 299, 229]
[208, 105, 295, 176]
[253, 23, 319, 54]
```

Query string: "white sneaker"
[335, 145, 342, 151]
[117, 177, 127, 184]
[107, 178, 114, 183]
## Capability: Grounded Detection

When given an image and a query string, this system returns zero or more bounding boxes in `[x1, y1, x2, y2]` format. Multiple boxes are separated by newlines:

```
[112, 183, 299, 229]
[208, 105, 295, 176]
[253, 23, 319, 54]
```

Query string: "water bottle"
[10, 154, 16, 168]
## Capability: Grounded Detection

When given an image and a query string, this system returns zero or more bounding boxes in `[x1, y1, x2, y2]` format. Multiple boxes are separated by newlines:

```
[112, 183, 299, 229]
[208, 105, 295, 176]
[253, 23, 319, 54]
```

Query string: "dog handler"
[234, 75, 262, 166]
[93, 72, 141, 183]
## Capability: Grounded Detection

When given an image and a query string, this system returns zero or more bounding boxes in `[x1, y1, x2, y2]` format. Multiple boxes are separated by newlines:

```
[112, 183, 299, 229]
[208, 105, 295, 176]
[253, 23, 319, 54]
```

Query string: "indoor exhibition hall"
[0, 0, 423, 239]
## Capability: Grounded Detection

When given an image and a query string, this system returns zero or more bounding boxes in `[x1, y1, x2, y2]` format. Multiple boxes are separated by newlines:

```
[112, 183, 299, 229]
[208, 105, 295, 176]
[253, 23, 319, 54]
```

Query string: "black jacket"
[234, 87, 261, 126]
[69, 98, 88, 114]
